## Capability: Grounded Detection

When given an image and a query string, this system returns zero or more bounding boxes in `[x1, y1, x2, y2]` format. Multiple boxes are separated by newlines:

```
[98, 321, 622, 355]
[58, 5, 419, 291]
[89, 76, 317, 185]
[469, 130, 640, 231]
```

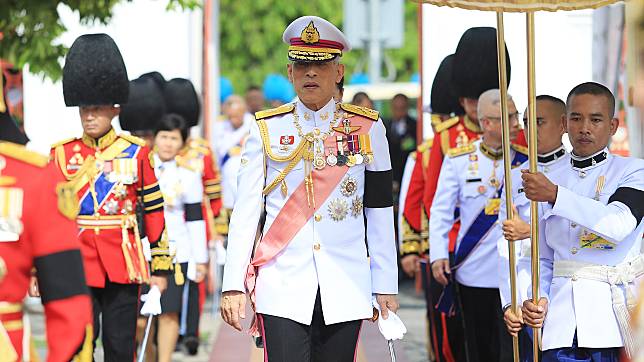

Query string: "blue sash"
[436, 151, 527, 314]
[79, 143, 141, 216]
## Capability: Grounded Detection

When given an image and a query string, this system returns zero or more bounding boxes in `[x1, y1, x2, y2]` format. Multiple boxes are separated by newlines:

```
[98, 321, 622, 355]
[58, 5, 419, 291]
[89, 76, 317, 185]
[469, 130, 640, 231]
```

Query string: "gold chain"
[292, 102, 343, 142]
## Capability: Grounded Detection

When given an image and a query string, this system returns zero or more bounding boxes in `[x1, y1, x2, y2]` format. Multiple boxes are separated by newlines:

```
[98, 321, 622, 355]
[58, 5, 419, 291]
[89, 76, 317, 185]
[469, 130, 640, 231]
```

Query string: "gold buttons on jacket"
[314, 214, 322, 222]
[571, 222, 577, 228]
[313, 243, 321, 251]
[571, 247, 579, 255]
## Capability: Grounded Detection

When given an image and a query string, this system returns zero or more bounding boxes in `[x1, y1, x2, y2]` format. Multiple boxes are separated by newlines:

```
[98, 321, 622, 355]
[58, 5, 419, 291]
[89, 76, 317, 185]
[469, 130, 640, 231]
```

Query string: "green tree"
[219, 0, 419, 94]
[0, 0, 199, 81]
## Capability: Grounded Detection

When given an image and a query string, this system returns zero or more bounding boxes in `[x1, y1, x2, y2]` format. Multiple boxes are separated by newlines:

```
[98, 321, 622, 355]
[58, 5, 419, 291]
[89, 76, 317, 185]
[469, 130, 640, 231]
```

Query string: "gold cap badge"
[301, 21, 320, 44]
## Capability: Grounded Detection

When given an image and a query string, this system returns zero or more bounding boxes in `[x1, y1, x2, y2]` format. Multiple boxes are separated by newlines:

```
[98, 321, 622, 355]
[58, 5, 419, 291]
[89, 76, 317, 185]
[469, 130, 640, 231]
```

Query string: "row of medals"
[312, 136, 373, 170]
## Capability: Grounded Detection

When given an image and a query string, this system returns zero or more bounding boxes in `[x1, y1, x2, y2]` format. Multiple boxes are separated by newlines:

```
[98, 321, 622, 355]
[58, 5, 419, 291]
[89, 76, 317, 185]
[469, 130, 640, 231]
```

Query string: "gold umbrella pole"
[496, 11, 519, 362]
[525, 11, 541, 361]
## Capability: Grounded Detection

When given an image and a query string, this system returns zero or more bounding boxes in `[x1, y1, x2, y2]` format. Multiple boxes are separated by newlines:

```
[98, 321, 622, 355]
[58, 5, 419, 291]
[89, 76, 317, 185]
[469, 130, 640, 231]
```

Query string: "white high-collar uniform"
[430, 139, 525, 288]
[496, 145, 570, 308]
[222, 99, 398, 325]
[536, 148, 644, 350]
[153, 154, 208, 268]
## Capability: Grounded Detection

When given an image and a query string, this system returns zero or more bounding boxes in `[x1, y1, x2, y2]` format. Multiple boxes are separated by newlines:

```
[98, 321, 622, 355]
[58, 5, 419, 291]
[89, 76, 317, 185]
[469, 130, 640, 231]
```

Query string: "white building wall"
[23, 0, 201, 154]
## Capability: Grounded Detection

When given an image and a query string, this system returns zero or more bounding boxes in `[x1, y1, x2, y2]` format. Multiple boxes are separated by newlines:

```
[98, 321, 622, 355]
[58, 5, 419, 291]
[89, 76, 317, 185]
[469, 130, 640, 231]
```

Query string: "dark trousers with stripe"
[260, 290, 362, 362]
[458, 283, 513, 362]
[420, 260, 467, 362]
[90, 280, 140, 362]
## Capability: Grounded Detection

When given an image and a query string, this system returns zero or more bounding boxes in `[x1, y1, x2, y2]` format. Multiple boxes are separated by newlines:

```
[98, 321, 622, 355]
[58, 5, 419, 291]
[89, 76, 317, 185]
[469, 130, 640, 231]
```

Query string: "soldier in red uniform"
[49, 34, 170, 362]
[0, 104, 93, 361]
[163, 77, 221, 354]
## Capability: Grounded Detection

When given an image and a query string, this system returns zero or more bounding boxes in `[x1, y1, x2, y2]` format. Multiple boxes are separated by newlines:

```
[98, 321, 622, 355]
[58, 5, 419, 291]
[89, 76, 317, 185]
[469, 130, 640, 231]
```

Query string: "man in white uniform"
[430, 89, 527, 362]
[522, 82, 644, 361]
[497, 95, 568, 360]
[220, 16, 399, 361]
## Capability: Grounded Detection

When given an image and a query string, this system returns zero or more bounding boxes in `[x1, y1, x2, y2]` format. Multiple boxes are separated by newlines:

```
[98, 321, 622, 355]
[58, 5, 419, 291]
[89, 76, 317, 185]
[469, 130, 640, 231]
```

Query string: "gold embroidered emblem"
[328, 198, 348, 221]
[301, 21, 320, 44]
[56, 181, 79, 220]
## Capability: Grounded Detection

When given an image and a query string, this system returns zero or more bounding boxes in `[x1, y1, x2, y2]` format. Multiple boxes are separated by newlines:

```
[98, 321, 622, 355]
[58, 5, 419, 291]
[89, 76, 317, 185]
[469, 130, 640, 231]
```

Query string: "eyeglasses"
[483, 112, 520, 124]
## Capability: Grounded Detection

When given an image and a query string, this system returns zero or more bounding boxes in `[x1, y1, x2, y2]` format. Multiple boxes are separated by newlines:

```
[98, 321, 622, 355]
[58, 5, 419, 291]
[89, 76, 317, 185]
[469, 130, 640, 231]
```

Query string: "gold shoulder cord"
[257, 119, 312, 196]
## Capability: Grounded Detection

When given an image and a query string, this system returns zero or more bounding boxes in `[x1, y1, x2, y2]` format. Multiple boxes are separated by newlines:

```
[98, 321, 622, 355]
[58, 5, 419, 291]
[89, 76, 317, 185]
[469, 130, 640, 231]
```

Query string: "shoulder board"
[340, 103, 379, 121]
[410, 152, 417, 161]
[51, 137, 77, 149]
[511, 144, 529, 155]
[255, 103, 295, 120]
[417, 139, 433, 153]
[446, 144, 476, 158]
[0, 142, 48, 167]
[119, 133, 146, 146]
[434, 116, 460, 133]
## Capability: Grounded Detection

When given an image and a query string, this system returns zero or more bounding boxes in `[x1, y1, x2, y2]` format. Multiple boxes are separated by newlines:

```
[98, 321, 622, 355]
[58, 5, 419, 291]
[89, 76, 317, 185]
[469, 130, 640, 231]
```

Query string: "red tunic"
[50, 128, 171, 288]
[0, 142, 92, 361]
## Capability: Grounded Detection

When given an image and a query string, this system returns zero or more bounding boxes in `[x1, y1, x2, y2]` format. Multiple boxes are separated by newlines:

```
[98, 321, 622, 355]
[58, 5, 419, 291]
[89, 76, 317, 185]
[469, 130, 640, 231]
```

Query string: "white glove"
[372, 297, 407, 341]
[140, 286, 162, 316]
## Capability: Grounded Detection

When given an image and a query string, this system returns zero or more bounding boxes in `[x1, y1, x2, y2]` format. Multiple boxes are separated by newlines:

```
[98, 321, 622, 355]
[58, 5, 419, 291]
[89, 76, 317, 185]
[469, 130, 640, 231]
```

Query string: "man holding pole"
[497, 95, 568, 360]
[522, 82, 644, 361]
[430, 89, 527, 362]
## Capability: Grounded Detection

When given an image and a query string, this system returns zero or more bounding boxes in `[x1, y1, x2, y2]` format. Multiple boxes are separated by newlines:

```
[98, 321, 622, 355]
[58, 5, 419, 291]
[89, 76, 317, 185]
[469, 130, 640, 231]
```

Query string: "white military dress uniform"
[536, 148, 644, 353]
[429, 139, 527, 288]
[222, 99, 398, 325]
[497, 145, 569, 308]
[153, 154, 208, 275]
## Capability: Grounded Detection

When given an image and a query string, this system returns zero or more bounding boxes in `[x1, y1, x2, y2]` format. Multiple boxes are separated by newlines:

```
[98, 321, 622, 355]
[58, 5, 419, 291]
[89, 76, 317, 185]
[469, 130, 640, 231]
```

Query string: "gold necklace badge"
[301, 21, 320, 44]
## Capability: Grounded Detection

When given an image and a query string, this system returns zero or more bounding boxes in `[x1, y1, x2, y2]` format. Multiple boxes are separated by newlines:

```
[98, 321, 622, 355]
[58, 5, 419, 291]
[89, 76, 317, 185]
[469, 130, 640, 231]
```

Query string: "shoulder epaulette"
[512, 144, 529, 155]
[191, 137, 211, 148]
[417, 139, 433, 153]
[434, 116, 460, 133]
[119, 133, 146, 146]
[340, 103, 379, 121]
[446, 144, 476, 158]
[51, 137, 77, 149]
[255, 103, 295, 120]
[410, 152, 417, 161]
[0, 142, 48, 167]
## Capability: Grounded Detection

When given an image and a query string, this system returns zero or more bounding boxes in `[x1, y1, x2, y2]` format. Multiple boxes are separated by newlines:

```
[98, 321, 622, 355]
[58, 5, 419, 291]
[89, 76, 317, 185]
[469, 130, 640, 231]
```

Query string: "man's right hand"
[522, 297, 548, 328]
[503, 306, 524, 337]
[401, 254, 420, 277]
[431, 259, 451, 286]
[220, 290, 247, 331]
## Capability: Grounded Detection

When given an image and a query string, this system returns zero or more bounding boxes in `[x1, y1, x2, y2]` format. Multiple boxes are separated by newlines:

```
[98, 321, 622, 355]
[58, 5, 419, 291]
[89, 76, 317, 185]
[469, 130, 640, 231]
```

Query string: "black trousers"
[459, 283, 513, 362]
[90, 280, 140, 362]
[260, 291, 362, 362]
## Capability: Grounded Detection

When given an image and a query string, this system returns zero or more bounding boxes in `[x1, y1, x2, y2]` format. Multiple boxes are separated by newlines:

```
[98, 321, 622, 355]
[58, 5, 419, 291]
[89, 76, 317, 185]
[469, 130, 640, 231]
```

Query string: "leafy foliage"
[0, 0, 199, 80]
[219, 0, 419, 93]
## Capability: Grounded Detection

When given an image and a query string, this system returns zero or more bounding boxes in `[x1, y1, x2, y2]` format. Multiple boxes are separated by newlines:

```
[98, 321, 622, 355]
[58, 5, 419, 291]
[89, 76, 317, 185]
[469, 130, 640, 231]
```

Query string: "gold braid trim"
[440, 127, 450, 155]
[257, 119, 308, 162]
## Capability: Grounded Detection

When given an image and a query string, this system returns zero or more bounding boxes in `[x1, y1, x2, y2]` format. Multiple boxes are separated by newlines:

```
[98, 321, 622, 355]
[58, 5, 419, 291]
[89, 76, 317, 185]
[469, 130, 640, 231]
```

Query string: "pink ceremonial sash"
[245, 115, 374, 336]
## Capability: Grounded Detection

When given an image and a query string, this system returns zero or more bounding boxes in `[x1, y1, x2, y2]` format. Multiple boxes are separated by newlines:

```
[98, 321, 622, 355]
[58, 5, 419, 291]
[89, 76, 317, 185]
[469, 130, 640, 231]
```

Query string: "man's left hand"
[150, 275, 168, 293]
[376, 294, 399, 320]
[521, 170, 558, 203]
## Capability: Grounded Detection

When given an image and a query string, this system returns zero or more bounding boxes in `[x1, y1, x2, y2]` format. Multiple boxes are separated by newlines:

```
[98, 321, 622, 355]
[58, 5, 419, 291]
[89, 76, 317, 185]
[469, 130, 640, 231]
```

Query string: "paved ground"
[28, 279, 429, 362]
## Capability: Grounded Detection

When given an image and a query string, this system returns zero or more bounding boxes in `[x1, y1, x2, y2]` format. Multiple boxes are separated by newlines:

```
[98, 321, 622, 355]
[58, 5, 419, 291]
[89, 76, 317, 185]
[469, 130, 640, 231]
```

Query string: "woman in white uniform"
[152, 114, 209, 362]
